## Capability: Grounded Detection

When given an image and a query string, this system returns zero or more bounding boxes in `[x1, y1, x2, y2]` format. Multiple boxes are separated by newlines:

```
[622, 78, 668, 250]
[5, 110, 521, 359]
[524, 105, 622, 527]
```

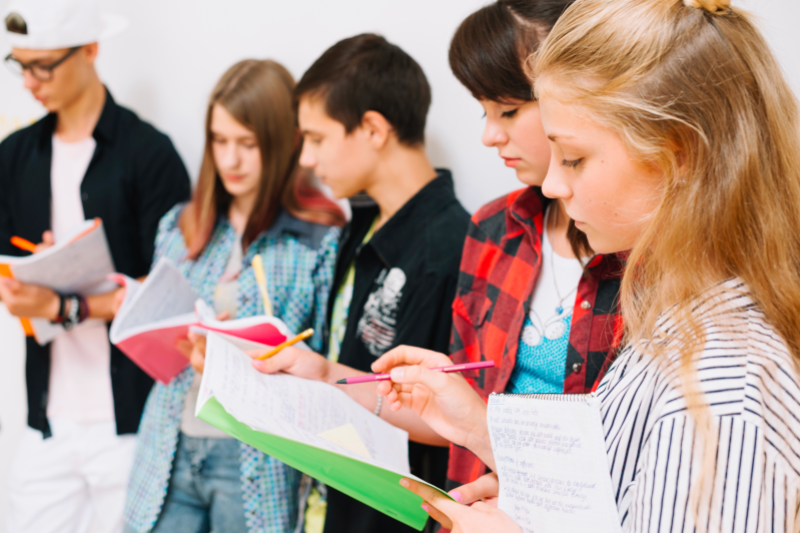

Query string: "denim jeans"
[149, 434, 248, 533]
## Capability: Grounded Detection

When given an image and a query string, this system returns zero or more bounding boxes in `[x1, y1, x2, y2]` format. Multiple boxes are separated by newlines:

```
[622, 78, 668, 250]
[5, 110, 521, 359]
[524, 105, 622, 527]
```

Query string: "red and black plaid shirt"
[447, 187, 624, 488]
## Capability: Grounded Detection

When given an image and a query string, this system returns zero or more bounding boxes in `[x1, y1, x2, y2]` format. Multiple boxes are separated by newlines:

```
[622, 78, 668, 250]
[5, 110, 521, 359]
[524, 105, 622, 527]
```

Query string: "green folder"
[198, 395, 452, 530]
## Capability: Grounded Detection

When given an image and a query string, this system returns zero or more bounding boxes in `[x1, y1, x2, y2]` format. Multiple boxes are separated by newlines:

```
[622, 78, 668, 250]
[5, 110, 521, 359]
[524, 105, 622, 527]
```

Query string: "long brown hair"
[181, 59, 345, 258]
[534, 0, 800, 520]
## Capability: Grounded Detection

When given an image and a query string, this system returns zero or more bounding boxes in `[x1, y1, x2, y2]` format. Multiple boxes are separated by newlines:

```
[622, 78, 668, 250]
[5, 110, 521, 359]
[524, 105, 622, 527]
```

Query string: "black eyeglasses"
[4, 46, 81, 82]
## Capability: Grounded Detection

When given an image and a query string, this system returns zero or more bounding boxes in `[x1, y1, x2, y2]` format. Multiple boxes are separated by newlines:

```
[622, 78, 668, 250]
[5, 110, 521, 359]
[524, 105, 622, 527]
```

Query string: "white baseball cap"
[4, 0, 127, 50]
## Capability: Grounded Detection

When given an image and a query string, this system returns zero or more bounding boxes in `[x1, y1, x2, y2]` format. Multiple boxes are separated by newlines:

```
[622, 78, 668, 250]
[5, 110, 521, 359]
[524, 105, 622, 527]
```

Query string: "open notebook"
[0, 219, 116, 345]
[487, 393, 621, 533]
[196, 333, 453, 531]
[110, 258, 302, 384]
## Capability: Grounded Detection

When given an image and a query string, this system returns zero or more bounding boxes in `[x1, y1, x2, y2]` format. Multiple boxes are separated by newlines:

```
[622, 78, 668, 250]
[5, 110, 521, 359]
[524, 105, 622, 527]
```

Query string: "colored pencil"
[335, 360, 495, 385]
[10, 236, 37, 253]
[255, 328, 314, 361]
[252, 254, 273, 316]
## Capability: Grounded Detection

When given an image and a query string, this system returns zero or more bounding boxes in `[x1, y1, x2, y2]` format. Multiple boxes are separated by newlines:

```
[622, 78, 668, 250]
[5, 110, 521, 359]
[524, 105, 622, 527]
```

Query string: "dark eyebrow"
[547, 134, 574, 142]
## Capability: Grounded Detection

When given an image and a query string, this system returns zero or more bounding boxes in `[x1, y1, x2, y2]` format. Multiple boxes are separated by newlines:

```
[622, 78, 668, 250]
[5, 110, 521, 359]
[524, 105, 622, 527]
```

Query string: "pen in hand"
[335, 360, 495, 385]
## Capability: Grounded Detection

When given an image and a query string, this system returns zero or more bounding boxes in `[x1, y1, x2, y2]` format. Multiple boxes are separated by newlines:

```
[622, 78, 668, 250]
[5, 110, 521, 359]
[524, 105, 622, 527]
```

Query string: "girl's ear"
[360, 110, 393, 150]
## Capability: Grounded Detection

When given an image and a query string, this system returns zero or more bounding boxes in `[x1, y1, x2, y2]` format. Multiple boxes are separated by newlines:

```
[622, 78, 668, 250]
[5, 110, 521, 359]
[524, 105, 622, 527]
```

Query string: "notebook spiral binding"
[490, 392, 590, 402]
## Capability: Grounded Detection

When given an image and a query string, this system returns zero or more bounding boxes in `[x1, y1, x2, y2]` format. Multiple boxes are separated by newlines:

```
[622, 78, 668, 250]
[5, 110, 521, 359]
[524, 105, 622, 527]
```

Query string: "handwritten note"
[487, 394, 621, 533]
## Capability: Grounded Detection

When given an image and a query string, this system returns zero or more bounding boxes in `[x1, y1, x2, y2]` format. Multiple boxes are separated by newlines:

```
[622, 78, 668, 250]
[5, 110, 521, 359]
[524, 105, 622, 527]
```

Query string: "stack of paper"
[0, 219, 116, 344]
[110, 258, 298, 383]
[197, 333, 452, 530]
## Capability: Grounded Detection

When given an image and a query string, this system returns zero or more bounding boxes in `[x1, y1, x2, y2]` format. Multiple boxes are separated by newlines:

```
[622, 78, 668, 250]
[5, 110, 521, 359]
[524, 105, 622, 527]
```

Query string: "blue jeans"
[150, 435, 248, 533]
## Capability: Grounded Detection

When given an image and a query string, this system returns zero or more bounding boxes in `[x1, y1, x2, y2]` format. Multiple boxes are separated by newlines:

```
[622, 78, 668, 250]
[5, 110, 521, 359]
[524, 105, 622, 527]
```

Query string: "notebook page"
[487, 393, 621, 533]
[198, 333, 410, 473]
[110, 258, 197, 340]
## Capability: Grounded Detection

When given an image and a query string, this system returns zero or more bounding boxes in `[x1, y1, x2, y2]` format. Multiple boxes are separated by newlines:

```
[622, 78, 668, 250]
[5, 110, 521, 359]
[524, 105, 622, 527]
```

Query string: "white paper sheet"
[487, 393, 621, 533]
[198, 333, 411, 474]
[109, 258, 198, 343]
[0, 219, 117, 344]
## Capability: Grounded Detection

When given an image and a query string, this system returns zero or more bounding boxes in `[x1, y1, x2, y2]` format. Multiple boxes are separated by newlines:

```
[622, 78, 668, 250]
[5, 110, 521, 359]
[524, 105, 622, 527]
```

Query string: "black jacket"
[323, 170, 470, 533]
[0, 89, 191, 437]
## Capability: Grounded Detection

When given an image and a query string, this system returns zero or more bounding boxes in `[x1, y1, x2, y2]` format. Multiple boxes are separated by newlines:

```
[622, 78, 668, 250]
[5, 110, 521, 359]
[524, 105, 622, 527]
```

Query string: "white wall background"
[0, 0, 798, 530]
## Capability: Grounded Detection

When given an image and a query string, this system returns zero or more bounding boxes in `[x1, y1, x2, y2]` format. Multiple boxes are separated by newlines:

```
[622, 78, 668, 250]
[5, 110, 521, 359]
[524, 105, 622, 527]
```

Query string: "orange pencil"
[10, 236, 37, 253]
[255, 328, 314, 361]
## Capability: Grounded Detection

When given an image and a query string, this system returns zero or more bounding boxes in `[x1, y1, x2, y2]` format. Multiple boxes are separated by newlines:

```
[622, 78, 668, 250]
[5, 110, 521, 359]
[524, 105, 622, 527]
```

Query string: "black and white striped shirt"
[597, 279, 800, 532]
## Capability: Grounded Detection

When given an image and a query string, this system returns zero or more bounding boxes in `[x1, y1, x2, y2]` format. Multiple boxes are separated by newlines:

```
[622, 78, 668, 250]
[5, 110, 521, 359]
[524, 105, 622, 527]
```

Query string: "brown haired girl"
[370, 0, 800, 531]
[445, 0, 623, 496]
[123, 59, 344, 533]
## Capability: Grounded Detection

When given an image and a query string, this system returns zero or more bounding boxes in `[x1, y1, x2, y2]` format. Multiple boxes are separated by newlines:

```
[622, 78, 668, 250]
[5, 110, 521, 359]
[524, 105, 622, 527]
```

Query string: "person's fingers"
[216, 311, 230, 321]
[190, 346, 205, 374]
[187, 331, 202, 344]
[250, 347, 296, 374]
[399, 478, 465, 520]
[42, 231, 54, 244]
[420, 500, 454, 530]
[175, 338, 194, 358]
[372, 345, 452, 373]
[388, 364, 454, 397]
[449, 473, 499, 505]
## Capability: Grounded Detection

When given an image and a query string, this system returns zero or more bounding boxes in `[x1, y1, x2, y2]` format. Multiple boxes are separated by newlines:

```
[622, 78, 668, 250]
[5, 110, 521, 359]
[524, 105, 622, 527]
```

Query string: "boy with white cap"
[0, 0, 190, 531]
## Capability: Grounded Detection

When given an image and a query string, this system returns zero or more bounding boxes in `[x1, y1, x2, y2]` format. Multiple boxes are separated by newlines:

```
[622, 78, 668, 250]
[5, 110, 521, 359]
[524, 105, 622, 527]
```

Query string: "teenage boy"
[248, 33, 470, 533]
[0, 1, 190, 531]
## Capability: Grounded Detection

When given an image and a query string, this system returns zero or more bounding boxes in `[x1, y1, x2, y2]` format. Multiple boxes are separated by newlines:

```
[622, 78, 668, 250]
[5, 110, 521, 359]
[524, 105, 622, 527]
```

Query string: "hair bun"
[683, 0, 731, 14]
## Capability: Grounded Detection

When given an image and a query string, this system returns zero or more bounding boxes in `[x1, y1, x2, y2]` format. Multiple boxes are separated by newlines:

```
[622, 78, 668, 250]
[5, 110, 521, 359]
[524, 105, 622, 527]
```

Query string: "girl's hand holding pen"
[371, 345, 495, 469]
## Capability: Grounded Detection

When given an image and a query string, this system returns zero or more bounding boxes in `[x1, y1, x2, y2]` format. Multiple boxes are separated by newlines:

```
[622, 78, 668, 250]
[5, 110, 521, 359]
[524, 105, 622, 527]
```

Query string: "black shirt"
[322, 170, 470, 533]
[0, 89, 191, 437]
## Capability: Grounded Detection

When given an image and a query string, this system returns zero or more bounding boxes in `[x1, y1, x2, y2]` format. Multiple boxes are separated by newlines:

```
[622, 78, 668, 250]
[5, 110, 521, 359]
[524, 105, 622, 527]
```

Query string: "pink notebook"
[110, 259, 296, 384]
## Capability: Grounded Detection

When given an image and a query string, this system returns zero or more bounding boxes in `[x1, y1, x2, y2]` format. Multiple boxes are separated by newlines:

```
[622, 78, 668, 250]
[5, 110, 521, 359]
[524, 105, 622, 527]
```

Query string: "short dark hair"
[5, 12, 27, 34]
[295, 33, 431, 146]
[449, 0, 574, 103]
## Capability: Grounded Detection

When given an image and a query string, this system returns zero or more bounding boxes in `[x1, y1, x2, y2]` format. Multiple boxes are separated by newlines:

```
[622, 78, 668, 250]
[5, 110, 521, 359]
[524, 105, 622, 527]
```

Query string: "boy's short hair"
[295, 33, 431, 146]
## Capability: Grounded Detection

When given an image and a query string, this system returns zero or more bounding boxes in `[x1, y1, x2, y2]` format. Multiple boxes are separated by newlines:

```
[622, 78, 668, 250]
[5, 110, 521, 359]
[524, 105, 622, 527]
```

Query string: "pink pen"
[335, 360, 495, 385]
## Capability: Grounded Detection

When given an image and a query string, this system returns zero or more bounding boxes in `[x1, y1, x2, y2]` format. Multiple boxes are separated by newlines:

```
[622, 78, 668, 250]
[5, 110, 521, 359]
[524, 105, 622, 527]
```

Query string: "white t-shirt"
[47, 134, 116, 423]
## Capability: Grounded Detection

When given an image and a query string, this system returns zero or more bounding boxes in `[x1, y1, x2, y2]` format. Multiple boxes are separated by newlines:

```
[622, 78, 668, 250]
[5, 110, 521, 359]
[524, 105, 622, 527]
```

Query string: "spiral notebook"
[487, 393, 621, 533]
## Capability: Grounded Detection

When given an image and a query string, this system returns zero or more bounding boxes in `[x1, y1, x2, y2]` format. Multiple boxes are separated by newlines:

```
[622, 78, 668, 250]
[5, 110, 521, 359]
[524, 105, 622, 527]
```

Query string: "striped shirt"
[597, 279, 800, 532]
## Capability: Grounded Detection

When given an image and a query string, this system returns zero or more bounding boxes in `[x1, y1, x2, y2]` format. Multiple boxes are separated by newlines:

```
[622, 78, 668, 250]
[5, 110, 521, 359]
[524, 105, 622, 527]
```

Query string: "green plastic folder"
[198, 396, 448, 531]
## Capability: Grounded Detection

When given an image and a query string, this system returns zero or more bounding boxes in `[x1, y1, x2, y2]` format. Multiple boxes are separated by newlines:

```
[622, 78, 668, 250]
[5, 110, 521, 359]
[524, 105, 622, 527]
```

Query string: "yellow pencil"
[256, 328, 314, 361]
[252, 254, 273, 316]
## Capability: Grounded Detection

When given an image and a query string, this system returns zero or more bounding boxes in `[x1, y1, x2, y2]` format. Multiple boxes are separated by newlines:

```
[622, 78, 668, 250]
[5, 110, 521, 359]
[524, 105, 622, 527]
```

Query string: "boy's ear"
[360, 110, 394, 150]
[81, 42, 99, 65]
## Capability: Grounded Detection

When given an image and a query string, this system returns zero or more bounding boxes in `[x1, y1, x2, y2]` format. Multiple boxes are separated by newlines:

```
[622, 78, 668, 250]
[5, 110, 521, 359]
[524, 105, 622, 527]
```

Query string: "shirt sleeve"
[0, 140, 17, 256]
[134, 135, 191, 268]
[309, 226, 340, 353]
[622, 414, 791, 533]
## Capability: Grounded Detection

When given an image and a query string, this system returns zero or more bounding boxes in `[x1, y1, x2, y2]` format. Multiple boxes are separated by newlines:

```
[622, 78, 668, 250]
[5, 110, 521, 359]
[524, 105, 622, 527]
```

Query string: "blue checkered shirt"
[124, 204, 339, 533]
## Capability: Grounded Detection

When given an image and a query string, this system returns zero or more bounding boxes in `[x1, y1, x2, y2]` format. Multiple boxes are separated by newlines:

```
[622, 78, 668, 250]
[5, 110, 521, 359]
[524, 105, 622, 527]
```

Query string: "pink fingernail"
[450, 490, 463, 502]
[421, 504, 429, 512]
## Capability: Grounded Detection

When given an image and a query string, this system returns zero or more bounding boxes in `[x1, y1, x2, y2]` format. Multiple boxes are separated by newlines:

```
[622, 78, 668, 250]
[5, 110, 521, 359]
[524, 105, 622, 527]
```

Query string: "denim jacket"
[124, 204, 339, 533]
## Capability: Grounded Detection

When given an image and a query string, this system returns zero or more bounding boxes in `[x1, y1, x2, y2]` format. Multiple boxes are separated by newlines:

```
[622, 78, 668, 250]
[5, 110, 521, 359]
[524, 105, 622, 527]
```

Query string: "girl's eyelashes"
[501, 108, 519, 119]
[561, 158, 584, 168]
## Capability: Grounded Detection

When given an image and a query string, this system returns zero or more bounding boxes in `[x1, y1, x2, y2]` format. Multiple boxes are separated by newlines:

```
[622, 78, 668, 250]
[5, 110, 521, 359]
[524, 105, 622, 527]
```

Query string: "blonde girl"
[371, 0, 800, 531]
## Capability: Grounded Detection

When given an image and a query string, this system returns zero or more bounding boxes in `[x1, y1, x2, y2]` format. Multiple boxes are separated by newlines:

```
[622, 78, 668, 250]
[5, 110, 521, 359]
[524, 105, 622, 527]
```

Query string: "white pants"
[7, 418, 137, 533]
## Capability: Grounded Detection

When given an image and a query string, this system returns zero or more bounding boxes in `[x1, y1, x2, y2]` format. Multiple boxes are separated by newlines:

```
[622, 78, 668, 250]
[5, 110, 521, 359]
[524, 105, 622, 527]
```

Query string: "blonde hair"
[533, 0, 800, 522]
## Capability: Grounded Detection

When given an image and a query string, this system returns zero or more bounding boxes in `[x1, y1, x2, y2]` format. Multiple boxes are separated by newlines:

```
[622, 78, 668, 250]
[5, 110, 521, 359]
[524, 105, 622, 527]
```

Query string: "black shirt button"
[572, 362, 582, 373]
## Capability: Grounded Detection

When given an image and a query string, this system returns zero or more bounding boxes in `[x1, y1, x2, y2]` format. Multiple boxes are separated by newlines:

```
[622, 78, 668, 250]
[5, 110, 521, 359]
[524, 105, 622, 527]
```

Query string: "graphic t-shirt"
[327, 218, 377, 363]
[507, 206, 585, 394]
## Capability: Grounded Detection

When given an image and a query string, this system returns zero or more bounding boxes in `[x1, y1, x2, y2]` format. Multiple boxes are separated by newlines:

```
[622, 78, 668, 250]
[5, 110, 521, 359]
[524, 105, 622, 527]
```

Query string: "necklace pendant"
[555, 305, 564, 315]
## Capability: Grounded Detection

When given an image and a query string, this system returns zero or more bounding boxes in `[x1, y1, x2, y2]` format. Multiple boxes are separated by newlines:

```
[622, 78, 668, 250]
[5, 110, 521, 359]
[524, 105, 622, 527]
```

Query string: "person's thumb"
[449, 473, 499, 505]
[389, 364, 452, 395]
